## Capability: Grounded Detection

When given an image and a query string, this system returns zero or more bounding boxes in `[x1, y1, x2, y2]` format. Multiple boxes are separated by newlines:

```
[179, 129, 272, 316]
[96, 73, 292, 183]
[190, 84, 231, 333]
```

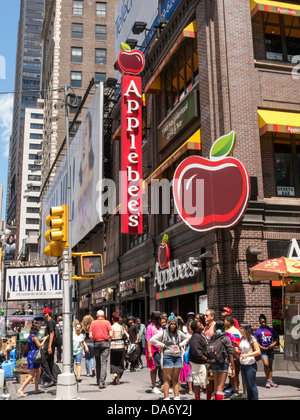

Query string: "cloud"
[0, 94, 13, 157]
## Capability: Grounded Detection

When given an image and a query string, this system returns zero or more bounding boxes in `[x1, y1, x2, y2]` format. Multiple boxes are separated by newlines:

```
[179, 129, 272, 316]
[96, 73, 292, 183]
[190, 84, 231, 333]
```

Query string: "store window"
[163, 38, 198, 116]
[274, 135, 300, 197]
[263, 13, 300, 63]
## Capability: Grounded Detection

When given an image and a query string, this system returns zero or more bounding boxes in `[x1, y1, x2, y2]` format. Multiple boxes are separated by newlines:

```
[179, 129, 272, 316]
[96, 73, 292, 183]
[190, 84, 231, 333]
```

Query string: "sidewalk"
[4, 357, 300, 401]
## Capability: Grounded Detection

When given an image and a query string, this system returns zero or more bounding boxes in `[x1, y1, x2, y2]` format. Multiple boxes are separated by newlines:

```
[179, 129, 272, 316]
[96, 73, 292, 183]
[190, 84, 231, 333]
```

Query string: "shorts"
[210, 362, 229, 373]
[261, 349, 275, 361]
[163, 355, 183, 369]
[153, 351, 161, 368]
[74, 352, 82, 364]
[189, 362, 208, 387]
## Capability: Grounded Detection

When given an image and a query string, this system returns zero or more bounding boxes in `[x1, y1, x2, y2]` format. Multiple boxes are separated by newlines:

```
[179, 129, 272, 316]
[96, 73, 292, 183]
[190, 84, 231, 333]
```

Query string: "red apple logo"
[116, 43, 145, 76]
[173, 132, 251, 232]
[158, 235, 171, 269]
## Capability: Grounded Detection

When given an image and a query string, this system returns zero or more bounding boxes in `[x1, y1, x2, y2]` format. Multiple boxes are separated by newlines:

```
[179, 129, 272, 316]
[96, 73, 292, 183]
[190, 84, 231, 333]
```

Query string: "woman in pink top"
[146, 311, 163, 395]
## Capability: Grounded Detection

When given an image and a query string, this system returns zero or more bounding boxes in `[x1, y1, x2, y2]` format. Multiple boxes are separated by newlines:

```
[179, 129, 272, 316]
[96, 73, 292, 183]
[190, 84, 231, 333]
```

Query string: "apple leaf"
[120, 42, 131, 52]
[162, 234, 169, 244]
[210, 131, 237, 161]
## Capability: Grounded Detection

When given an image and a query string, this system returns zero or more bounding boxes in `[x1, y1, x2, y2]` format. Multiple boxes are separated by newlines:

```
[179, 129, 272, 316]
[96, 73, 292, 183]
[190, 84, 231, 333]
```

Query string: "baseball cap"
[43, 308, 52, 314]
[187, 312, 195, 317]
[222, 307, 232, 314]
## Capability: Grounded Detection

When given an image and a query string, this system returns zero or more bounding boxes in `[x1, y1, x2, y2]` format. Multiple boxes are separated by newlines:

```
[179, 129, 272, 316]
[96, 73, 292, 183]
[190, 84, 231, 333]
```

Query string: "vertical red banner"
[120, 75, 143, 234]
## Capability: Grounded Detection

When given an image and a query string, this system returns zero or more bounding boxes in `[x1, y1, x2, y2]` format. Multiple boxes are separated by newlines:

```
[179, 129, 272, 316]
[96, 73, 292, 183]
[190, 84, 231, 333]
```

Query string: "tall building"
[16, 101, 44, 261]
[6, 0, 45, 226]
[40, 0, 118, 202]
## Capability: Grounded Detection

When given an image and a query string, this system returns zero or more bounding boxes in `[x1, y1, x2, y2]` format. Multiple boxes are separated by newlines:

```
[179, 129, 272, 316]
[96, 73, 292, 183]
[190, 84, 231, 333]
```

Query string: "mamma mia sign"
[6, 266, 62, 301]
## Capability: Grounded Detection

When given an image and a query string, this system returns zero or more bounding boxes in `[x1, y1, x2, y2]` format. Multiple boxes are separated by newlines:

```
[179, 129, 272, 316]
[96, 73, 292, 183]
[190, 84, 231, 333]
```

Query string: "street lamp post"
[55, 86, 77, 400]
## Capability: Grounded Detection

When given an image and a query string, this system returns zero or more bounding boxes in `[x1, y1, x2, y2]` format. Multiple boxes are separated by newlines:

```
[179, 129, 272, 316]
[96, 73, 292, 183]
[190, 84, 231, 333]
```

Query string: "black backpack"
[207, 335, 226, 364]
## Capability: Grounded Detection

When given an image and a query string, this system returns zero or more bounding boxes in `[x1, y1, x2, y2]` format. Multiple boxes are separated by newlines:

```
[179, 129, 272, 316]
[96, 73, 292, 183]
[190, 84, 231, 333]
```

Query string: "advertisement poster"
[6, 266, 62, 301]
[41, 84, 104, 255]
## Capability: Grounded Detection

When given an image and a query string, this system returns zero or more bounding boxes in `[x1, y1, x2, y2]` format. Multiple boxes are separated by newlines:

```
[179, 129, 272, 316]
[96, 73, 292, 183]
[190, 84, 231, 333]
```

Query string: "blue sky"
[0, 1, 20, 220]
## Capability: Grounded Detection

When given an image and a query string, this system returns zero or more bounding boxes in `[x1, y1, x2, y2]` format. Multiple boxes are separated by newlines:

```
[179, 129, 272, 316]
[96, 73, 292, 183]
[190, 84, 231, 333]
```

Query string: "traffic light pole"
[55, 86, 77, 400]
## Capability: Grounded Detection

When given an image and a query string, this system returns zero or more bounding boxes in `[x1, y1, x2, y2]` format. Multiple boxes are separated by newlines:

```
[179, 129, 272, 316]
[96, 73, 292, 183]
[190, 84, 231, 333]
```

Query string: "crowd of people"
[17, 306, 280, 400]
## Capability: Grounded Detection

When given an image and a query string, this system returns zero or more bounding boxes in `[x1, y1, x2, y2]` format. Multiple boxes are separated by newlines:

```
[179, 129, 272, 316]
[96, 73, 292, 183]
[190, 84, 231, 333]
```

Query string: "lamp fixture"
[199, 250, 214, 260]
[247, 247, 262, 256]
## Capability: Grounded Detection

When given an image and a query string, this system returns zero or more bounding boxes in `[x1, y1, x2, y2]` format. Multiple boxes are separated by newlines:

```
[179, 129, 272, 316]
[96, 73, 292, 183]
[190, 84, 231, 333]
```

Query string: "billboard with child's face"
[41, 85, 104, 256]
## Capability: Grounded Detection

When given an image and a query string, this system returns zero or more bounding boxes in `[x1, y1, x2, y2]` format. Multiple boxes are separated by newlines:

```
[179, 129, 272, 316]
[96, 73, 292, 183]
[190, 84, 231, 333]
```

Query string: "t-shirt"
[254, 326, 279, 348]
[45, 318, 56, 349]
[90, 319, 112, 342]
[73, 332, 85, 356]
[239, 336, 257, 366]
[146, 323, 162, 353]
[129, 324, 139, 344]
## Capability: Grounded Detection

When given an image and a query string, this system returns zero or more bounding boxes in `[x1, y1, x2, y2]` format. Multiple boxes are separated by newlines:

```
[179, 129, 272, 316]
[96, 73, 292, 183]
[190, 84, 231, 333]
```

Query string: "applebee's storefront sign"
[173, 131, 251, 232]
[154, 258, 198, 291]
[117, 44, 145, 234]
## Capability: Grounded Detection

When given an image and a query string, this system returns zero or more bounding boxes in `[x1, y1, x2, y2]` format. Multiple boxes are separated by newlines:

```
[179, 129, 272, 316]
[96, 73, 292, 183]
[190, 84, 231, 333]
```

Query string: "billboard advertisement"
[115, 0, 182, 59]
[41, 84, 104, 256]
[5, 266, 62, 301]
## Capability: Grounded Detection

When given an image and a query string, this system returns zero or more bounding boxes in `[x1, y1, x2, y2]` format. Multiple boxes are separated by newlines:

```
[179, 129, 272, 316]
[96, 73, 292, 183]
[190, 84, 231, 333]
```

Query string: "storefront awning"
[250, 0, 300, 18]
[258, 109, 300, 136]
[145, 20, 197, 94]
[145, 129, 201, 185]
[156, 282, 204, 300]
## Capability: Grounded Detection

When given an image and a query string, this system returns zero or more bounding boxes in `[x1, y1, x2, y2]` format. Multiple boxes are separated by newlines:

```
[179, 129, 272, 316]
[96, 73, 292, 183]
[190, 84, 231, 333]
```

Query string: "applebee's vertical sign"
[117, 43, 145, 234]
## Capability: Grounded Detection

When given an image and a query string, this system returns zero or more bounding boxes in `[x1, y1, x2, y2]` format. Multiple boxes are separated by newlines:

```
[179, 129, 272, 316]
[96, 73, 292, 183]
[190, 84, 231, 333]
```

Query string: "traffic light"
[81, 254, 103, 277]
[44, 205, 68, 258]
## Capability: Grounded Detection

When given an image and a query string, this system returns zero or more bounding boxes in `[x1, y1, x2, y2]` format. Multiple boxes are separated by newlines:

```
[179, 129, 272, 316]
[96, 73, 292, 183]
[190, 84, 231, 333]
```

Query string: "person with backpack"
[189, 319, 208, 400]
[150, 313, 189, 400]
[207, 320, 235, 400]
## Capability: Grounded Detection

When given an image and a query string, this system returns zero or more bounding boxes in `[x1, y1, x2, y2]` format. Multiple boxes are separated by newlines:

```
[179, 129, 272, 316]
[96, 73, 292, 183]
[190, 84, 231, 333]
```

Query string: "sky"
[0, 0, 20, 221]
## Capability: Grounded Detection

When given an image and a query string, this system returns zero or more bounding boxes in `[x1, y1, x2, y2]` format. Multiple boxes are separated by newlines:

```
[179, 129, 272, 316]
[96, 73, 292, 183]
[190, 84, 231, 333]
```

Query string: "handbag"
[183, 345, 190, 365]
[33, 346, 44, 364]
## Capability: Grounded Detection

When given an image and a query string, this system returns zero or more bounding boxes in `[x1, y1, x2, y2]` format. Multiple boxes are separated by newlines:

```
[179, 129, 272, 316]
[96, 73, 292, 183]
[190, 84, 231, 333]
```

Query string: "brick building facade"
[76, 0, 300, 333]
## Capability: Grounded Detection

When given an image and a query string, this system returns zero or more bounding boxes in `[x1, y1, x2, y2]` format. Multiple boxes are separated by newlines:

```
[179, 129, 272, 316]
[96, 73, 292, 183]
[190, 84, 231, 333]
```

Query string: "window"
[96, 25, 106, 41]
[28, 164, 41, 171]
[264, 13, 300, 63]
[26, 218, 40, 225]
[27, 207, 40, 214]
[31, 113, 43, 119]
[71, 71, 82, 87]
[274, 135, 300, 197]
[95, 48, 106, 64]
[95, 72, 106, 87]
[96, 2, 106, 17]
[129, 215, 148, 249]
[30, 133, 43, 139]
[29, 143, 42, 150]
[163, 38, 198, 116]
[73, 0, 83, 15]
[27, 196, 39, 203]
[30, 123, 43, 129]
[71, 47, 83, 63]
[72, 23, 83, 39]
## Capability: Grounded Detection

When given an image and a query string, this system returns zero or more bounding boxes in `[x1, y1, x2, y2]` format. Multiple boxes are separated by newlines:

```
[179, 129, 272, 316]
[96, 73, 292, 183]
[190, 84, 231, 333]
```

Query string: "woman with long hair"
[17, 323, 48, 398]
[234, 323, 261, 400]
[110, 312, 129, 385]
[146, 311, 163, 395]
[82, 315, 95, 377]
[150, 313, 189, 400]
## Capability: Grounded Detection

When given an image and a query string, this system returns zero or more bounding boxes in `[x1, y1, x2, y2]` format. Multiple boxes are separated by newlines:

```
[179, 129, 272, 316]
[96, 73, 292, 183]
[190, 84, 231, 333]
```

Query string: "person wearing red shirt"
[89, 310, 112, 389]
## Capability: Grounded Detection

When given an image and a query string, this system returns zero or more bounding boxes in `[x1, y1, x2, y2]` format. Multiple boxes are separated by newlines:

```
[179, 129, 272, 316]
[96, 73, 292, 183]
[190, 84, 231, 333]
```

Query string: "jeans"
[85, 343, 95, 375]
[94, 341, 110, 384]
[241, 363, 259, 400]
